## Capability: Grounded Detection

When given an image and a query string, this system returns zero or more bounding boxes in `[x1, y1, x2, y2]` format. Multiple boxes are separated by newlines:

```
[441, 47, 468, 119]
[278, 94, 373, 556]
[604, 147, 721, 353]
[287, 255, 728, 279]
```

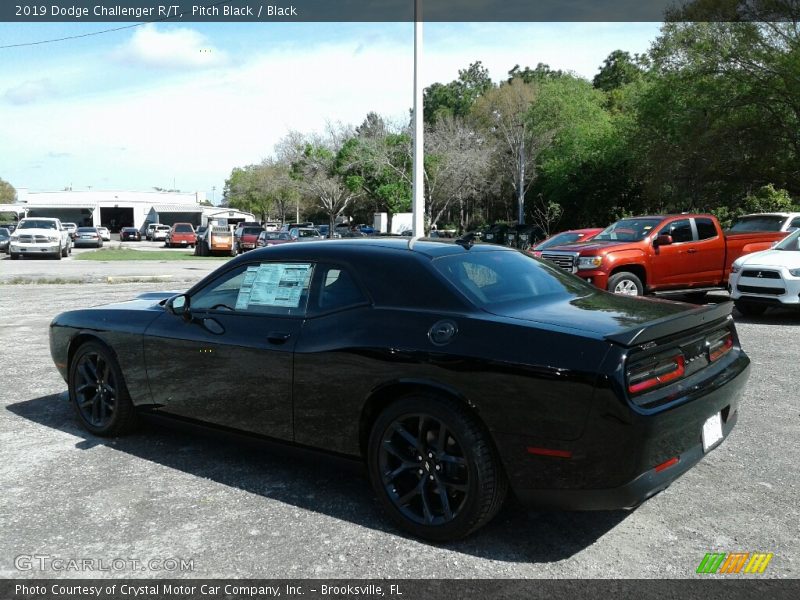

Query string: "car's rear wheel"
[735, 301, 767, 317]
[608, 271, 643, 296]
[367, 394, 507, 542]
[69, 341, 137, 436]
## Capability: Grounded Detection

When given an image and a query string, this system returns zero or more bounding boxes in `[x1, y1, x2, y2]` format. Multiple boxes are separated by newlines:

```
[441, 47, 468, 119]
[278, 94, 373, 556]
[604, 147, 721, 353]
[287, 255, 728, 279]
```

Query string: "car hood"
[540, 240, 631, 253]
[484, 290, 692, 340]
[14, 228, 61, 236]
[736, 249, 800, 269]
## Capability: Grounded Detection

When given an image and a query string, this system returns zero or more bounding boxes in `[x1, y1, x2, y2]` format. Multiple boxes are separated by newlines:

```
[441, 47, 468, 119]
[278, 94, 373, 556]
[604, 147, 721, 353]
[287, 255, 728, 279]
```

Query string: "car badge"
[757, 272, 763, 278]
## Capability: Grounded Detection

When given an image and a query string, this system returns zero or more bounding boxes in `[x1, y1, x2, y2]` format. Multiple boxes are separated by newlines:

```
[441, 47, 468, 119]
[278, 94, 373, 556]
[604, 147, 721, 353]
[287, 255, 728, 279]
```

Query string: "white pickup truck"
[9, 217, 72, 260]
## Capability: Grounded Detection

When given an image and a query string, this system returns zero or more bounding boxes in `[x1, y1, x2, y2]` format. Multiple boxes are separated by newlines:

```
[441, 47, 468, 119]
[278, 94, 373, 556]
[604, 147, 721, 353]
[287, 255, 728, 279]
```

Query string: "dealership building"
[11, 189, 254, 231]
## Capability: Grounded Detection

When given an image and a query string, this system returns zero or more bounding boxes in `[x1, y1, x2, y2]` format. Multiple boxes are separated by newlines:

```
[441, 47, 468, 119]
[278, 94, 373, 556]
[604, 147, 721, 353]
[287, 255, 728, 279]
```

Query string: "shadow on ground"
[7, 393, 628, 563]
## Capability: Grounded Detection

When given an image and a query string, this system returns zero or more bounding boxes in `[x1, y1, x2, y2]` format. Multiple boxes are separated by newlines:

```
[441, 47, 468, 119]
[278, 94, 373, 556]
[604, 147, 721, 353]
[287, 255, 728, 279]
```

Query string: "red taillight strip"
[709, 334, 733, 362]
[654, 456, 680, 473]
[628, 354, 685, 394]
[527, 447, 572, 459]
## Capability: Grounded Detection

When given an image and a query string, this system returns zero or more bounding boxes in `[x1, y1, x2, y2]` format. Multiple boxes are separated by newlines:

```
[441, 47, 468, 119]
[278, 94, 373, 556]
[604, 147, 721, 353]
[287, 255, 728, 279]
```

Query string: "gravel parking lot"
[0, 256, 797, 579]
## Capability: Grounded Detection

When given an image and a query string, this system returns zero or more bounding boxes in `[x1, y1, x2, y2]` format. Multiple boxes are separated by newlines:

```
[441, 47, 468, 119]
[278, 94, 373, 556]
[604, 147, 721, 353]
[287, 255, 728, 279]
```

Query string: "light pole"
[411, 0, 425, 237]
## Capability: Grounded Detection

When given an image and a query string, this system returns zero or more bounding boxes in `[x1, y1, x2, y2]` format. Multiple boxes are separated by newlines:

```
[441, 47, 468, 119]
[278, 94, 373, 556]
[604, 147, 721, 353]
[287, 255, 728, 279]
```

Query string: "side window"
[695, 218, 718, 240]
[314, 266, 367, 312]
[661, 219, 692, 243]
[789, 217, 800, 229]
[191, 262, 313, 316]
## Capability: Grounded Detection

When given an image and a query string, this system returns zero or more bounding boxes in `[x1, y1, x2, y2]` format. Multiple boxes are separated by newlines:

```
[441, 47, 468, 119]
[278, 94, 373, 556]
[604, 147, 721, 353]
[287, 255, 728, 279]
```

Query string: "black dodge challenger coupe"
[49, 238, 750, 541]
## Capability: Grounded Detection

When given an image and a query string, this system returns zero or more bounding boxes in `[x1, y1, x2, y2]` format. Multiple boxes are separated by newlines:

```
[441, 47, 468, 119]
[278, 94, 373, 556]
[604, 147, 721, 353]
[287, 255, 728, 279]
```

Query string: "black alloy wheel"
[368, 394, 507, 541]
[69, 342, 137, 436]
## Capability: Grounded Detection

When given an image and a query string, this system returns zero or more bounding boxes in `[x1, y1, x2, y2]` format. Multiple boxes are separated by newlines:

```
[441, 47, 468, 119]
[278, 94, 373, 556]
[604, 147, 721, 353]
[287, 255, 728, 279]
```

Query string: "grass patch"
[74, 248, 232, 261]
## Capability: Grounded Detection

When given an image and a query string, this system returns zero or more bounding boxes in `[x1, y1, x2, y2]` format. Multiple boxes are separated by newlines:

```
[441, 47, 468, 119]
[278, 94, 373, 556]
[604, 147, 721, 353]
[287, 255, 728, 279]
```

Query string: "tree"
[472, 77, 555, 224]
[593, 50, 645, 92]
[283, 128, 361, 232]
[336, 115, 412, 230]
[424, 115, 492, 230]
[0, 178, 15, 204]
[423, 61, 493, 125]
[507, 62, 564, 83]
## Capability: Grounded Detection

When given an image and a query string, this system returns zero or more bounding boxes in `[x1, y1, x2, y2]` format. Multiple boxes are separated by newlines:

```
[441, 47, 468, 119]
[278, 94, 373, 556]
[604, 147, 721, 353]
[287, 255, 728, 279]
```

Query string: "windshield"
[775, 229, 800, 251]
[298, 229, 320, 238]
[729, 215, 786, 232]
[0, 228, 9, 239]
[433, 250, 589, 308]
[19, 220, 58, 230]
[593, 218, 661, 242]
[534, 232, 583, 251]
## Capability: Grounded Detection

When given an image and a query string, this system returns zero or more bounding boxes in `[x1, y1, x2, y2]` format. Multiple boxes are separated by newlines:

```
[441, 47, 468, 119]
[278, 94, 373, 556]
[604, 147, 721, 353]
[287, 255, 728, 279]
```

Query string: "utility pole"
[518, 132, 525, 225]
[411, 0, 425, 237]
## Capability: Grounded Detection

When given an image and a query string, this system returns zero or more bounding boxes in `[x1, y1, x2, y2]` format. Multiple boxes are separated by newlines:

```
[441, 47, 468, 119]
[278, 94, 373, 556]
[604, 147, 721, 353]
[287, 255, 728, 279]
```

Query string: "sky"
[0, 22, 662, 204]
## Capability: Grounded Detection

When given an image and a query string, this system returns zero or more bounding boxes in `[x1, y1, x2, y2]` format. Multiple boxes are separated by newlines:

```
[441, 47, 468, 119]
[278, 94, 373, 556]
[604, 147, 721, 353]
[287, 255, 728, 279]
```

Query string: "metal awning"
[150, 204, 203, 213]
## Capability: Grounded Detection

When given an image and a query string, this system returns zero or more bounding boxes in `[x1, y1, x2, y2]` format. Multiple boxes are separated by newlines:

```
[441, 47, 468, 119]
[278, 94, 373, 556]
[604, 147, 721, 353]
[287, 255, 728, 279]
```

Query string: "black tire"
[10, 252, 19, 260]
[68, 341, 137, 436]
[735, 301, 767, 317]
[54, 246, 62, 260]
[61, 243, 69, 257]
[607, 271, 643, 296]
[367, 393, 508, 542]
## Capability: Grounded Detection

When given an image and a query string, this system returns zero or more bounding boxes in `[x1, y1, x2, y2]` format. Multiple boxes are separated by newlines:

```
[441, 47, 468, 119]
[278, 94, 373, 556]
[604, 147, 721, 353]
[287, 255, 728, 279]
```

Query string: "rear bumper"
[504, 353, 750, 510]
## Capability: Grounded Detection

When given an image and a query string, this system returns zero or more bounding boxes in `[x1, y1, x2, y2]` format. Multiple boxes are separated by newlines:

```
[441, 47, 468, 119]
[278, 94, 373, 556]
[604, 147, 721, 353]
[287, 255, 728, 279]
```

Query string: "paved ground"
[0, 257, 797, 579]
[0, 240, 224, 284]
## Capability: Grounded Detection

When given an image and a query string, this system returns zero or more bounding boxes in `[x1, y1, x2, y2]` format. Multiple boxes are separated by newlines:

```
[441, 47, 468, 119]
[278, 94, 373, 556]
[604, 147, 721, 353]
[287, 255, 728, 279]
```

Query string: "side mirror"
[168, 294, 190, 318]
[655, 234, 673, 246]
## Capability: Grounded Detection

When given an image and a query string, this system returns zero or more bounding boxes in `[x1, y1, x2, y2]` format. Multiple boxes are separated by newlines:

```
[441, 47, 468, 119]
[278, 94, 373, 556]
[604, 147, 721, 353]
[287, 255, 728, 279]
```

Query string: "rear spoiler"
[605, 301, 733, 347]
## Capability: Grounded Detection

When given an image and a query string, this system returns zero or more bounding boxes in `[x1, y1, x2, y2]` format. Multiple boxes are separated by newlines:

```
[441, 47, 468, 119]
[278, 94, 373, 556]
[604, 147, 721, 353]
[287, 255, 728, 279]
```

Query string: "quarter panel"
[292, 307, 609, 456]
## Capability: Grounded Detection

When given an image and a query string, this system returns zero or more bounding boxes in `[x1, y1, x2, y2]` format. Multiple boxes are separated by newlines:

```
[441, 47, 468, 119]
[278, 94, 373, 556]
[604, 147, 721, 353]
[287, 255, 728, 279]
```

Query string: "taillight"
[627, 352, 685, 395]
[708, 331, 733, 362]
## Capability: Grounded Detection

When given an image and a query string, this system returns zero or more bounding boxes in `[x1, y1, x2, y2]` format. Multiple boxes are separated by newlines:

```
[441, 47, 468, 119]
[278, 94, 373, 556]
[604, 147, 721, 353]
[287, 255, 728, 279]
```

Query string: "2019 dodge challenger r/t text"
[49, 238, 750, 541]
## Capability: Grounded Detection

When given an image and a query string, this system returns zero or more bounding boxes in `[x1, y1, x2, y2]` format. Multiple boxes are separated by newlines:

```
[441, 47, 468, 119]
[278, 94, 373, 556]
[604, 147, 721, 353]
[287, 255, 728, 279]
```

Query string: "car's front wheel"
[367, 394, 507, 542]
[608, 271, 643, 296]
[69, 341, 137, 436]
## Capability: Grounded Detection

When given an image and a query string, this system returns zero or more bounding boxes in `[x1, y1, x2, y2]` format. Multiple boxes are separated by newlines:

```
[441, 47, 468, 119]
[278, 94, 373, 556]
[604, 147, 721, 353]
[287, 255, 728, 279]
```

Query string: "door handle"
[202, 318, 225, 335]
[267, 331, 291, 344]
[686, 248, 698, 254]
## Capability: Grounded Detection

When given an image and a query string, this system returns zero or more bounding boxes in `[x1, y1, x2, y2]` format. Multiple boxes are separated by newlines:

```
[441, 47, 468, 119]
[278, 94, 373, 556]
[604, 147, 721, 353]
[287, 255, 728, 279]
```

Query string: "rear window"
[243, 227, 263, 235]
[77, 227, 96, 233]
[729, 215, 785, 232]
[534, 232, 582, 251]
[432, 250, 588, 307]
[174, 224, 194, 233]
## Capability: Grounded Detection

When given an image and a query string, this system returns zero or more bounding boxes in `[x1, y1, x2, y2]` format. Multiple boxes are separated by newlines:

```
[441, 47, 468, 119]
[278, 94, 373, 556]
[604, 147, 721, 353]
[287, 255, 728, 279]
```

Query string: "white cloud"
[0, 23, 661, 196]
[3, 78, 52, 105]
[113, 24, 229, 69]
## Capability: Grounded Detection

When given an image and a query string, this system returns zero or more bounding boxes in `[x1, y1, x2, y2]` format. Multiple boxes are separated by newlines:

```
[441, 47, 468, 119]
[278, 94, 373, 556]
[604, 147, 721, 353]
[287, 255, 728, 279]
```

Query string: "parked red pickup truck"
[540, 214, 787, 296]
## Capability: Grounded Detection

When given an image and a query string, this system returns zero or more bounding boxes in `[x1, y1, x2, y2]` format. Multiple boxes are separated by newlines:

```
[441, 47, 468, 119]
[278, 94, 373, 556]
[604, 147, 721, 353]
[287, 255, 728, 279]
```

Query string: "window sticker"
[235, 263, 312, 310]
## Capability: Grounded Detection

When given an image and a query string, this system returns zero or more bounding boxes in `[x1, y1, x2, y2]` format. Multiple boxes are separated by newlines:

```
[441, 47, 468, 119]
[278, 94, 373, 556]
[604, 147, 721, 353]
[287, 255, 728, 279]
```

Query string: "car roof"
[234, 237, 517, 262]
